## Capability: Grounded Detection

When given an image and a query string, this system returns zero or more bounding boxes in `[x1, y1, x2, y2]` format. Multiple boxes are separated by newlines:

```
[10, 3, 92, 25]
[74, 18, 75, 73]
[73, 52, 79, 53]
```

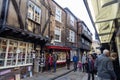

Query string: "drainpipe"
[0, 0, 9, 33]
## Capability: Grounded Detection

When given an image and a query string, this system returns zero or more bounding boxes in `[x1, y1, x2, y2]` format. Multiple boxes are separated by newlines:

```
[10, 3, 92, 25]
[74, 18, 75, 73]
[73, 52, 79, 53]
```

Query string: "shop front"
[0, 23, 48, 79]
[0, 37, 34, 79]
[45, 46, 71, 65]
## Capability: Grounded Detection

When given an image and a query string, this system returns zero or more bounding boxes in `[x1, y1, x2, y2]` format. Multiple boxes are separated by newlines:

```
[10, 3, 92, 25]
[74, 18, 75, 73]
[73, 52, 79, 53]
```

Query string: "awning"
[46, 46, 71, 51]
[89, 0, 120, 43]
[101, 0, 120, 7]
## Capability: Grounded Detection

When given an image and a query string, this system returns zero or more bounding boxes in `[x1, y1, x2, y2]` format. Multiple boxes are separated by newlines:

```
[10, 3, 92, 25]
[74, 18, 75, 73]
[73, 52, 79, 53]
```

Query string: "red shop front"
[45, 46, 71, 64]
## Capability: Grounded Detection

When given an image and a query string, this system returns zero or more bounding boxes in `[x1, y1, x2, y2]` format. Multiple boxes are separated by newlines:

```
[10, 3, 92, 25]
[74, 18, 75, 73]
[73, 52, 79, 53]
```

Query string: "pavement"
[21, 65, 96, 80]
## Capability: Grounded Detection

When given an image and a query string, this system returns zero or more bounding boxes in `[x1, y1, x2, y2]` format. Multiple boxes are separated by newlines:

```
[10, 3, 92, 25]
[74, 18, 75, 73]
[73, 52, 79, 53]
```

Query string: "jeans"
[53, 61, 56, 72]
[88, 72, 94, 80]
[82, 63, 86, 72]
[74, 62, 77, 71]
[48, 63, 51, 71]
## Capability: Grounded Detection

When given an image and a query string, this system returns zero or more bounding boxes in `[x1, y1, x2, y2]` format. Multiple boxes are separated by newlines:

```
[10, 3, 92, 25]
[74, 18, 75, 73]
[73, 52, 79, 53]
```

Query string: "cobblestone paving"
[22, 65, 98, 80]
[55, 71, 97, 80]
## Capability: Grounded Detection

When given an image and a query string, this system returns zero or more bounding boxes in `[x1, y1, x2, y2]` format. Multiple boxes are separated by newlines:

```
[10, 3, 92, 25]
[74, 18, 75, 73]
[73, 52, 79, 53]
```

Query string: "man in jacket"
[95, 49, 116, 80]
[52, 52, 58, 72]
[73, 53, 78, 72]
[82, 54, 87, 72]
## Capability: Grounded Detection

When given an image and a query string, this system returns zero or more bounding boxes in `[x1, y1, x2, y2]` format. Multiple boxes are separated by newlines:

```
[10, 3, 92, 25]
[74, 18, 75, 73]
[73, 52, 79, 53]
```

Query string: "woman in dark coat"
[111, 52, 120, 80]
[87, 54, 95, 80]
[66, 52, 70, 70]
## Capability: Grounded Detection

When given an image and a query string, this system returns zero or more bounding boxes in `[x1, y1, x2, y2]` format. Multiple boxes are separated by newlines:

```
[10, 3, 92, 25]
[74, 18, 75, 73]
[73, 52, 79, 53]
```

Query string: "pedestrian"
[66, 52, 70, 70]
[32, 50, 36, 73]
[48, 54, 53, 71]
[92, 52, 97, 75]
[52, 52, 58, 72]
[82, 54, 87, 72]
[87, 54, 95, 80]
[78, 61, 82, 71]
[95, 49, 116, 80]
[92, 52, 97, 60]
[73, 53, 78, 72]
[110, 52, 120, 80]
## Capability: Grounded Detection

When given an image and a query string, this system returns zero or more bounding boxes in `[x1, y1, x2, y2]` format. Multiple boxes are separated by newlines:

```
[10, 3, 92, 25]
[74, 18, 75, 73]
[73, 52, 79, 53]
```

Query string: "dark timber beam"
[41, 18, 50, 35]
[11, 0, 24, 30]
[41, 0, 52, 36]
[0, 0, 9, 33]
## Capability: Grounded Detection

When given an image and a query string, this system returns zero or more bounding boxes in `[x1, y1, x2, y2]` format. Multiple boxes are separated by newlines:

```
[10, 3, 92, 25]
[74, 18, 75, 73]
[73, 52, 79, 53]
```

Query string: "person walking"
[82, 54, 87, 72]
[95, 49, 116, 80]
[52, 52, 58, 72]
[73, 53, 78, 72]
[66, 52, 70, 70]
[78, 61, 82, 71]
[48, 54, 53, 71]
[110, 52, 120, 80]
[32, 50, 36, 74]
[87, 54, 95, 80]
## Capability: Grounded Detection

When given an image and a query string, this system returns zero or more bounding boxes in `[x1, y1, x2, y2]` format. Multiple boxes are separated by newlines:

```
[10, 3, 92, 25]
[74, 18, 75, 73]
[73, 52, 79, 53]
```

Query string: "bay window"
[28, 1, 41, 23]
[69, 30, 75, 42]
[55, 7, 62, 22]
[70, 15, 74, 26]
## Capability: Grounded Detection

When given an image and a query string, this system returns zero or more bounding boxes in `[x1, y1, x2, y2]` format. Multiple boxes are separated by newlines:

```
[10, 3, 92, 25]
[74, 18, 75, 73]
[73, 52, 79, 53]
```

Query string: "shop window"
[7, 40, 18, 66]
[28, 1, 41, 23]
[55, 51, 66, 63]
[0, 38, 34, 69]
[54, 27, 61, 42]
[69, 30, 75, 42]
[0, 39, 7, 67]
[55, 7, 62, 22]
[26, 43, 34, 63]
[48, 51, 69, 63]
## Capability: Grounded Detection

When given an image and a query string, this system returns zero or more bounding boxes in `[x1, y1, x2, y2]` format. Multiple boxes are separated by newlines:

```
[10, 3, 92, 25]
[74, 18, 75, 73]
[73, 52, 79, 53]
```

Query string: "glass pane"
[7, 40, 18, 66]
[6, 60, 11, 66]
[26, 43, 33, 64]
[2, 39, 7, 45]
[0, 39, 7, 67]
[0, 52, 5, 66]
[55, 34, 60, 40]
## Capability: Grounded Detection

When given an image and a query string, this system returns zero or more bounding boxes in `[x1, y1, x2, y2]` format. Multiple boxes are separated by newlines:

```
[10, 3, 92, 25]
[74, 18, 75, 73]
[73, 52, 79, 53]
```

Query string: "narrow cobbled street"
[55, 71, 97, 80]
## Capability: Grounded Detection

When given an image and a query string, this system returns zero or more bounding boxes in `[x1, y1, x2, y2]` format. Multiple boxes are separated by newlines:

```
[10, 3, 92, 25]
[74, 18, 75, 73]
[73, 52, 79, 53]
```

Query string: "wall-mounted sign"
[0, 69, 11, 76]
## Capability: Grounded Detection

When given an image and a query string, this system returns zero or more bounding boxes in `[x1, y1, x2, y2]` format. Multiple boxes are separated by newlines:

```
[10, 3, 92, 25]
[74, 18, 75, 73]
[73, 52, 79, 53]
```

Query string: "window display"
[18, 42, 26, 65]
[56, 52, 66, 63]
[26, 43, 34, 63]
[0, 38, 34, 69]
[7, 40, 18, 66]
[0, 39, 7, 67]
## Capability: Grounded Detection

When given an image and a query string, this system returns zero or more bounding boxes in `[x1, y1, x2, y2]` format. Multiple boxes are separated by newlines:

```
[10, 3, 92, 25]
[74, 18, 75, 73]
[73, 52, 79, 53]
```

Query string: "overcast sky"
[54, 0, 95, 40]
